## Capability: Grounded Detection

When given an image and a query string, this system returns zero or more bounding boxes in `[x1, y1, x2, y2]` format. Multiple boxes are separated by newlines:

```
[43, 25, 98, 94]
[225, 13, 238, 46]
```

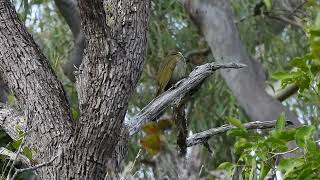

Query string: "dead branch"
[187, 120, 293, 147]
[126, 62, 246, 136]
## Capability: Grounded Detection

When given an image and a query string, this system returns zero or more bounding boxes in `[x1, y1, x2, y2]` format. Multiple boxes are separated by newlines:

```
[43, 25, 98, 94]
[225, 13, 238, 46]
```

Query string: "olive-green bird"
[156, 51, 187, 96]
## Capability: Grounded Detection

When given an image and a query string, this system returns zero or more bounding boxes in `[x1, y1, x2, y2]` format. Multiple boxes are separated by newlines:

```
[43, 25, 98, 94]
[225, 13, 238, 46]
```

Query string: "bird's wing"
[156, 58, 178, 96]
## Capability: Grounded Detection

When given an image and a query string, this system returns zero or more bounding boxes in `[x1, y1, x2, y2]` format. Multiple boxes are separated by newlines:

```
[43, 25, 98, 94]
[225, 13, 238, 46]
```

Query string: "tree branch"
[54, 0, 85, 82]
[10, 149, 62, 180]
[126, 62, 246, 136]
[186, 120, 293, 147]
[273, 84, 299, 102]
[185, 47, 210, 61]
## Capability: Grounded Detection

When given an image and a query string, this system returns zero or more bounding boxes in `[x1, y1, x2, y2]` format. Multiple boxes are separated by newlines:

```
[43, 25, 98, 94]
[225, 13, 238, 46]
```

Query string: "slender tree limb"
[185, 47, 210, 61]
[267, 15, 304, 29]
[269, 139, 320, 156]
[186, 120, 293, 147]
[273, 84, 299, 102]
[10, 149, 62, 180]
[54, 0, 81, 38]
[54, 0, 85, 82]
[126, 62, 246, 136]
[7, 133, 27, 180]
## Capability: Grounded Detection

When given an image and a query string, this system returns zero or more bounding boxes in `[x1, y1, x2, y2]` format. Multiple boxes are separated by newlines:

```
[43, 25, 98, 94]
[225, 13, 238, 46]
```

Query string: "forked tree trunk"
[0, 0, 150, 179]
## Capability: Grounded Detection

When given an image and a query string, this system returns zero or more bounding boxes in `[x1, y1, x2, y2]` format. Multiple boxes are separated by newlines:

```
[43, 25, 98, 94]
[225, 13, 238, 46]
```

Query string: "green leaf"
[295, 126, 315, 148]
[249, 158, 256, 180]
[217, 162, 235, 177]
[259, 162, 271, 180]
[234, 138, 252, 154]
[272, 71, 293, 80]
[264, 136, 287, 148]
[297, 167, 313, 180]
[11, 138, 22, 150]
[227, 117, 246, 130]
[272, 71, 303, 81]
[263, 0, 273, 11]
[279, 158, 304, 177]
[7, 94, 16, 107]
[23, 147, 33, 160]
[275, 112, 285, 133]
[290, 57, 308, 71]
[227, 128, 248, 138]
[275, 128, 296, 141]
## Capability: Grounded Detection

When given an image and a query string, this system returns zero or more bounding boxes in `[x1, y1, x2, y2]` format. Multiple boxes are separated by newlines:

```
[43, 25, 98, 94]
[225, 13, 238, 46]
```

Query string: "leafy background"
[0, 0, 319, 179]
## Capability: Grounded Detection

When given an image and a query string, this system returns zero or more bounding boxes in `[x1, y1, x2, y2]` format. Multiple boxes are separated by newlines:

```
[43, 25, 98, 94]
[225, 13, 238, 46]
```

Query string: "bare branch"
[126, 62, 246, 136]
[186, 120, 293, 147]
[273, 84, 299, 102]
[54, 0, 85, 82]
[185, 47, 210, 61]
[7, 133, 27, 180]
[10, 149, 62, 180]
[269, 139, 320, 157]
[267, 15, 304, 29]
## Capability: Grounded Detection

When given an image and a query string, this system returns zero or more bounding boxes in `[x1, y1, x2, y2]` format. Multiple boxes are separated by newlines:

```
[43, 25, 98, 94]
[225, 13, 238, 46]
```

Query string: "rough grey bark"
[0, 0, 150, 178]
[182, 0, 299, 124]
[0, 0, 74, 179]
[63, 0, 150, 179]
[0, 77, 8, 102]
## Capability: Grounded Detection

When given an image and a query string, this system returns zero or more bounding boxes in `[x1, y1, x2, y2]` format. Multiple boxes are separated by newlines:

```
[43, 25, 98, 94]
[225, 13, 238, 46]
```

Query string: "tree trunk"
[0, 0, 150, 179]
[0, 0, 74, 178]
[182, 0, 299, 124]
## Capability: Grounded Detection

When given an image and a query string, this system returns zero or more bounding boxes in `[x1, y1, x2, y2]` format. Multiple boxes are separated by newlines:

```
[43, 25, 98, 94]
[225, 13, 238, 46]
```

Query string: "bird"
[155, 51, 187, 96]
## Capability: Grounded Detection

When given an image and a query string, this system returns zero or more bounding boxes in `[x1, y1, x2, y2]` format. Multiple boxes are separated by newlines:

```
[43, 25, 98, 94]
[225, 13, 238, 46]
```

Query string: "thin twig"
[129, 149, 142, 173]
[267, 15, 304, 29]
[287, 0, 308, 18]
[186, 120, 293, 147]
[269, 139, 320, 156]
[10, 149, 62, 180]
[6, 135, 26, 180]
[0, 147, 31, 168]
[185, 47, 210, 61]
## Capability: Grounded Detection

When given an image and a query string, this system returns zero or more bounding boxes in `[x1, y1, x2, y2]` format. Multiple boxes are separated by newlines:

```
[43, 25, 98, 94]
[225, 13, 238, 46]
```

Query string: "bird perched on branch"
[156, 51, 187, 96]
